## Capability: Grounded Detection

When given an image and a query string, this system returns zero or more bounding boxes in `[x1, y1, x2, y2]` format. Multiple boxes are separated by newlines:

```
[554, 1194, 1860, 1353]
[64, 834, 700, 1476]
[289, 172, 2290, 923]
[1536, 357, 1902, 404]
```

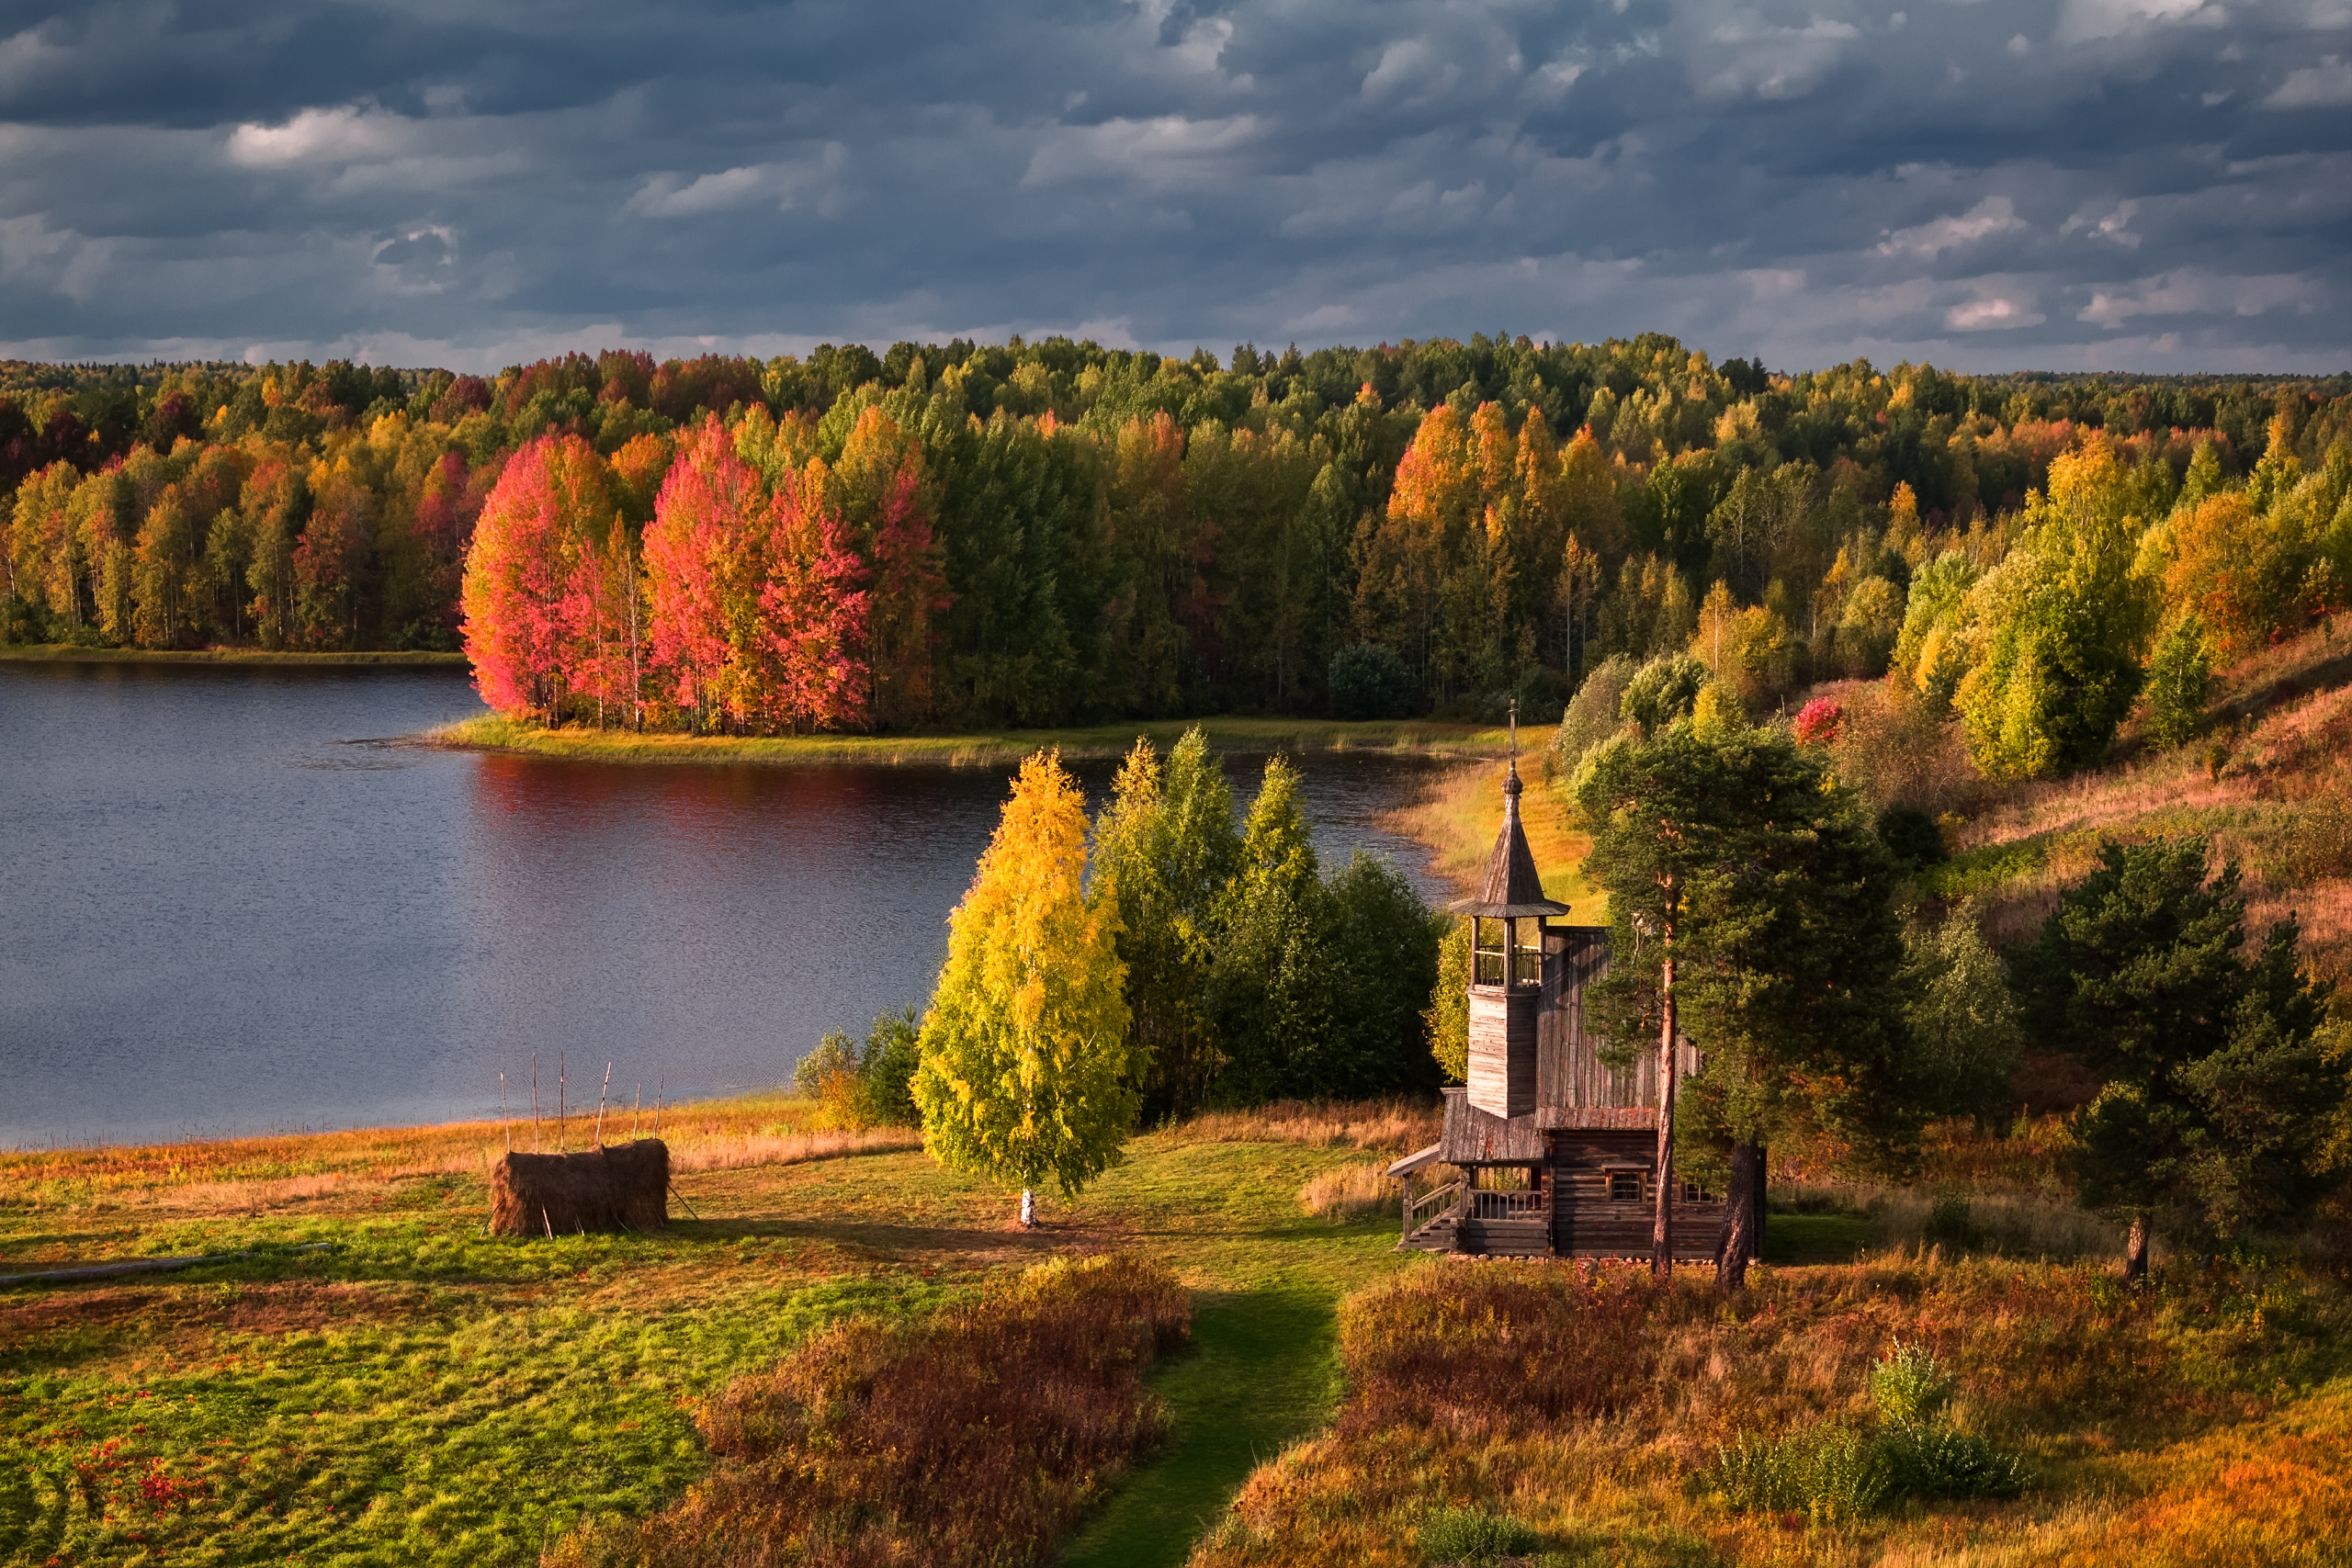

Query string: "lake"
[0, 662, 1460, 1147]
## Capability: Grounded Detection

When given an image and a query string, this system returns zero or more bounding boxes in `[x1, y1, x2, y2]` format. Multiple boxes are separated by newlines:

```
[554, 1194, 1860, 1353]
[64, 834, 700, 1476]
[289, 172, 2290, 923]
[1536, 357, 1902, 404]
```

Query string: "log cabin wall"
[1535, 927, 1701, 1126]
[1547, 1128, 1728, 1260]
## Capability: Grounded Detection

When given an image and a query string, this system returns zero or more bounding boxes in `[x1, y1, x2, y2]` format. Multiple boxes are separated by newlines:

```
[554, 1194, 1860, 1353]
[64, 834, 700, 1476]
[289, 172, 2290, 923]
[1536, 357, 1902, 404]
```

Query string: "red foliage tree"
[757, 462, 869, 733]
[460, 434, 614, 719]
[644, 417, 763, 729]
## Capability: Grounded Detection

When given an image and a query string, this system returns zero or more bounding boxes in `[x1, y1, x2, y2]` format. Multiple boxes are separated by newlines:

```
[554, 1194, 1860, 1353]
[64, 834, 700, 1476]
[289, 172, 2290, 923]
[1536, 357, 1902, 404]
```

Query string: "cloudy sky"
[1, 0, 2346, 374]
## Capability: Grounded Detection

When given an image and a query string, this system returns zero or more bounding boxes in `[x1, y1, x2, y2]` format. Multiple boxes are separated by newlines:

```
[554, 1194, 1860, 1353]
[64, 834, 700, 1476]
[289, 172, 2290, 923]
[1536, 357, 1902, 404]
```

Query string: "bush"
[1619, 654, 1711, 735]
[1876, 805, 1946, 869]
[1713, 1426, 1891, 1523]
[1330, 642, 1415, 720]
[550, 1255, 1191, 1568]
[1716, 1345, 2029, 1522]
[1878, 1422, 2030, 1500]
[1869, 1342, 1953, 1425]
[794, 1005, 923, 1129]
[1419, 1506, 1543, 1564]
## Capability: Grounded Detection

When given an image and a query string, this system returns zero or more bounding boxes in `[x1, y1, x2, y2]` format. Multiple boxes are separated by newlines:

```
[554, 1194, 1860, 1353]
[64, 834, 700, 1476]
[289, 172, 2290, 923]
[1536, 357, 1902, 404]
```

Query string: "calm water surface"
[0, 663, 1455, 1146]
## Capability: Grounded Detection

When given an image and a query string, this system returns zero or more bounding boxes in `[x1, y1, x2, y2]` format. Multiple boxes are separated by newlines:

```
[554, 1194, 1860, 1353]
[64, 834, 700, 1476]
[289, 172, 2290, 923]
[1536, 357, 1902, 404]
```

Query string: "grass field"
[0, 644, 469, 667]
[427, 713, 1518, 769]
[5, 1102, 2346, 1566]
[0, 1098, 1432, 1566]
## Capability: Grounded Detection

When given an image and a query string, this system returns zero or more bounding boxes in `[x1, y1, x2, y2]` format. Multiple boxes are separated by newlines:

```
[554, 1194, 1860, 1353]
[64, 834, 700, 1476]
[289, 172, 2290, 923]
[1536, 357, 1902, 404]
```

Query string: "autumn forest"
[5, 339, 2349, 770]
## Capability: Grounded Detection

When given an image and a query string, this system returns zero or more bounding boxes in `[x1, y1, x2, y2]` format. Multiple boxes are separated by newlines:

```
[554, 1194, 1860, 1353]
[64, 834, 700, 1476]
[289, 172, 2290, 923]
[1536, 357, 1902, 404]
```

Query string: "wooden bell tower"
[1455, 705, 1566, 1119]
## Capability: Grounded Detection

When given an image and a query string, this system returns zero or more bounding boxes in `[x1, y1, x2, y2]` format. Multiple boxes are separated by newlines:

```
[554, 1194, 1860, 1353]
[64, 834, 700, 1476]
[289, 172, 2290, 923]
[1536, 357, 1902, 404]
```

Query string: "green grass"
[0, 1111, 1419, 1567]
[1761, 1211, 1876, 1264]
[429, 713, 1514, 768]
[0, 643, 468, 666]
[1063, 1281, 1344, 1568]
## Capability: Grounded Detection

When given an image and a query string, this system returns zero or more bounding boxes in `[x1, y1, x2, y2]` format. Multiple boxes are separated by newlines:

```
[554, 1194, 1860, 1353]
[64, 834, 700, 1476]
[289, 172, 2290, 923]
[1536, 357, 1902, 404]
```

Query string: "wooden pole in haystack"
[558, 1052, 566, 1153]
[531, 1054, 541, 1153]
[502, 1072, 510, 1152]
[631, 1084, 641, 1138]
[594, 1062, 612, 1146]
[654, 1077, 663, 1136]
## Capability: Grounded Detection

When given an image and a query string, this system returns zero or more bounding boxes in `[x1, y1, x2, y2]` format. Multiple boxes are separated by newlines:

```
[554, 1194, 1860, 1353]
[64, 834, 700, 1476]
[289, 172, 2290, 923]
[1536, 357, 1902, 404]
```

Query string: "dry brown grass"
[1179, 1098, 1442, 1155]
[0, 1091, 907, 1218]
[1929, 617, 2352, 976]
[670, 1126, 925, 1172]
[548, 1253, 1190, 1568]
[1186, 1250, 2351, 1568]
[1297, 1160, 1406, 1221]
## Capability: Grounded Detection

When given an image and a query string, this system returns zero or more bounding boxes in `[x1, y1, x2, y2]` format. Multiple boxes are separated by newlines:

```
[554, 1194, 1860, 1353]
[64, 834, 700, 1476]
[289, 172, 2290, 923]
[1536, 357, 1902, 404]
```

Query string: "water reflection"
[0, 661, 1455, 1146]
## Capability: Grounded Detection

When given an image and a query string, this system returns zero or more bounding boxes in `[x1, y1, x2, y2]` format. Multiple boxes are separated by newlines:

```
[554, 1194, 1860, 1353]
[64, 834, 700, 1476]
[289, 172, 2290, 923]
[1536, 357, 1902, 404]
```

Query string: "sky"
[1, 0, 2346, 376]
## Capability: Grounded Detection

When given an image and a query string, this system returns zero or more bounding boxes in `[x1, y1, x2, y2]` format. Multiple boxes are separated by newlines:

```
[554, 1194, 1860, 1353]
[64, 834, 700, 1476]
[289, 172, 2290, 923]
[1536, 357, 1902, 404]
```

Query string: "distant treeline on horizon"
[4, 335, 2347, 737]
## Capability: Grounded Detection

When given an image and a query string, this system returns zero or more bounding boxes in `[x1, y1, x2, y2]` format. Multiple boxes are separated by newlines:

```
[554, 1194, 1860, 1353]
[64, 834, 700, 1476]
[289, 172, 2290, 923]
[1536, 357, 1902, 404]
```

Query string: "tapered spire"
[1453, 700, 1568, 919]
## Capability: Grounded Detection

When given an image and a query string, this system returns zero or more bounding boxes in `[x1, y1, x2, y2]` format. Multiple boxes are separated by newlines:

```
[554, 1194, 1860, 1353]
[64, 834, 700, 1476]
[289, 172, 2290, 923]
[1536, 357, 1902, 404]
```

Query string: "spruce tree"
[2013, 838, 2339, 1280]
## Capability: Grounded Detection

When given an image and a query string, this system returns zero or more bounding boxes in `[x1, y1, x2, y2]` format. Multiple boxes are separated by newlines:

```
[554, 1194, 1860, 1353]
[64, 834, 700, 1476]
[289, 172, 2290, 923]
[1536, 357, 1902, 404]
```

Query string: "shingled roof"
[1452, 757, 1569, 919]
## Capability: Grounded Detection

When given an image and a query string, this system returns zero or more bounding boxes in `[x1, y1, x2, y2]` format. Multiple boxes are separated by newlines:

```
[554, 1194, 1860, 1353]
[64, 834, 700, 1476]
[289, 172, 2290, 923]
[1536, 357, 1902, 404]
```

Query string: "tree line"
[5, 344, 2346, 748]
[797, 728, 1442, 1154]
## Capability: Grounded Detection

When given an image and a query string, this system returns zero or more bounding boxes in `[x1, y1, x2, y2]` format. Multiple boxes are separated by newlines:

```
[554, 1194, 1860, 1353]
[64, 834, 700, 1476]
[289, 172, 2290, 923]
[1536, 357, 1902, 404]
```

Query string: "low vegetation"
[1188, 1245, 2352, 1568]
[548, 1254, 1189, 1568]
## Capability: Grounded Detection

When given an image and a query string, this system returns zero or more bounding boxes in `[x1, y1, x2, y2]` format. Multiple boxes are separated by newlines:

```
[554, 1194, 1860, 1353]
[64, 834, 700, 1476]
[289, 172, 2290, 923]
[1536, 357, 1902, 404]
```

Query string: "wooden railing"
[1404, 1180, 1463, 1235]
[1466, 1189, 1548, 1221]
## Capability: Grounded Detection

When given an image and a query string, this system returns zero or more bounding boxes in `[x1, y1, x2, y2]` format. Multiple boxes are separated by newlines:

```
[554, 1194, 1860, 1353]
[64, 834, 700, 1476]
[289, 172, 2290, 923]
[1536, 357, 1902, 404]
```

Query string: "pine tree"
[2012, 838, 2339, 1281]
[913, 750, 1135, 1226]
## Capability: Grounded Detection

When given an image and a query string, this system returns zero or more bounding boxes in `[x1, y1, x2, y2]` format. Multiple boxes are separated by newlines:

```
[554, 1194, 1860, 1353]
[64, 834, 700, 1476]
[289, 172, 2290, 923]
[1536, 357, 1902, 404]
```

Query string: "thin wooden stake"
[654, 1077, 663, 1136]
[531, 1054, 540, 1154]
[558, 1052, 566, 1154]
[594, 1062, 612, 1146]
[501, 1072, 510, 1153]
[631, 1084, 641, 1139]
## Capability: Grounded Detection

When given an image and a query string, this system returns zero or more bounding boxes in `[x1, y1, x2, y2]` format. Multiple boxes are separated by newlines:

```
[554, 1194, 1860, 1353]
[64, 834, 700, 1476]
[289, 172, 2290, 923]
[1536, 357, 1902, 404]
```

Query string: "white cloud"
[2056, 0, 2224, 42]
[2267, 56, 2352, 107]
[1023, 115, 1266, 189]
[624, 146, 849, 219]
[1947, 296, 2044, 330]
[1876, 196, 2025, 257]
[1362, 39, 1462, 103]
[227, 106, 408, 167]
[2078, 268, 2319, 325]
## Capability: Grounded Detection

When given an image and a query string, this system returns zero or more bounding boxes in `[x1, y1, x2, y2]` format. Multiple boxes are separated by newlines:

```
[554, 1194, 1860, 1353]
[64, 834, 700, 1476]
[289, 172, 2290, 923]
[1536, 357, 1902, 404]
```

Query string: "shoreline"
[424, 712, 1521, 769]
[0, 642, 469, 668]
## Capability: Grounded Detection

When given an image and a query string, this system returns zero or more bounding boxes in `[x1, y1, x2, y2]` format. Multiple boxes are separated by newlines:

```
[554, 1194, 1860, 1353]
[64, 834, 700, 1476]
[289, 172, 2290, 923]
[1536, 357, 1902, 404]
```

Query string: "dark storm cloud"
[1, 0, 2346, 371]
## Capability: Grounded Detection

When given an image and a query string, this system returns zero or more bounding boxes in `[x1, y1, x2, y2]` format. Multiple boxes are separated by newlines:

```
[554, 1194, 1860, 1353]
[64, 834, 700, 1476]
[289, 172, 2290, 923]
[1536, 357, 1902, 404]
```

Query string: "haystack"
[491, 1139, 669, 1236]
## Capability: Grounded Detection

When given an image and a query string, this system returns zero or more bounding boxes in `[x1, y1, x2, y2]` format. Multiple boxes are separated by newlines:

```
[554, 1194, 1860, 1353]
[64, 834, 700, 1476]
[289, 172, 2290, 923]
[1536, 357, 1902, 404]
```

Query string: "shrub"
[1712, 1425, 1891, 1523]
[1330, 641, 1415, 720]
[1419, 1506, 1543, 1564]
[1878, 1421, 2030, 1500]
[1619, 654, 1711, 735]
[1869, 1342, 1954, 1426]
[1553, 653, 1635, 773]
[1792, 695, 1845, 746]
[551, 1254, 1190, 1568]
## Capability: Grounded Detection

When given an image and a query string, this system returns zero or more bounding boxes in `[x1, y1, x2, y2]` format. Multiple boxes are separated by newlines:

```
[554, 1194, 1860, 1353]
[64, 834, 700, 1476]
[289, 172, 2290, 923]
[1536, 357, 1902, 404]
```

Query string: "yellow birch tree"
[912, 749, 1135, 1226]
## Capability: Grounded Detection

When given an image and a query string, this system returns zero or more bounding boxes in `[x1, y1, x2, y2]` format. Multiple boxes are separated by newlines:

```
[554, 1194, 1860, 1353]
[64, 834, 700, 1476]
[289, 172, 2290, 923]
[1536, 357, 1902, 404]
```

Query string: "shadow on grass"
[1763, 1212, 1875, 1265]
[1061, 1284, 1341, 1568]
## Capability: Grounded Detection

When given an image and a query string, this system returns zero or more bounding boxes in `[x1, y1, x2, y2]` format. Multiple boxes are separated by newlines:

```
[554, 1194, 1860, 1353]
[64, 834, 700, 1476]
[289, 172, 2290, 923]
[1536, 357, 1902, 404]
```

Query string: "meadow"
[5, 1095, 2346, 1567]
